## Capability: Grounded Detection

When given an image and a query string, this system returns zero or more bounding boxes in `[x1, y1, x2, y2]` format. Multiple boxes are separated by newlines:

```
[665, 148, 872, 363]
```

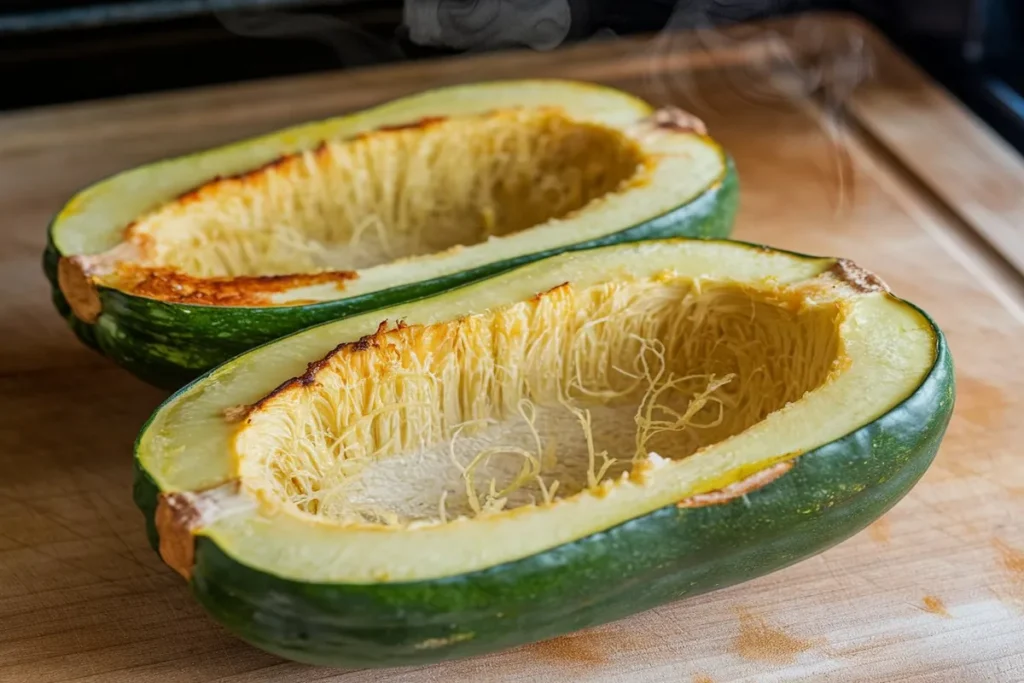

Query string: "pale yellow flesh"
[138, 241, 936, 583]
[124, 109, 647, 278]
[55, 80, 655, 256]
[238, 278, 843, 526]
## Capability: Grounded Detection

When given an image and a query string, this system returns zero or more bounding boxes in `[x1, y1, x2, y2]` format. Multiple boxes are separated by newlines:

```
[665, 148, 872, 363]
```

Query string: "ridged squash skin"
[44, 165, 736, 390]
[131, 306, 952, 667]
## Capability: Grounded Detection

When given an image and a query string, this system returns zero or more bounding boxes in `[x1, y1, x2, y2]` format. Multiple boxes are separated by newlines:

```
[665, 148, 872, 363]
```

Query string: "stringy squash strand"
[235, 276, 842, 527]
[124, 110, 646, 277]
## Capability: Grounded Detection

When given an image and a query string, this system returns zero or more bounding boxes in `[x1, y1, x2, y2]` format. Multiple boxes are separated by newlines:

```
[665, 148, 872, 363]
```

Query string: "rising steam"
[215, 0, 872, 211]
[405, 0, 572, 51]
[216, 5, 402, 66]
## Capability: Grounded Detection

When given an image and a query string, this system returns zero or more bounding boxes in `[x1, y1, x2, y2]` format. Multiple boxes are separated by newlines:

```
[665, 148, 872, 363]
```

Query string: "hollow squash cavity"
[235, 276, 846, 527]
[123, 109, 647, 278]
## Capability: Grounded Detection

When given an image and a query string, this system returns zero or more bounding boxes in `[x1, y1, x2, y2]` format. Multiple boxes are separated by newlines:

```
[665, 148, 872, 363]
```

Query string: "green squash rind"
[132, 301, 953, 667]
[46, 160, 737, 390]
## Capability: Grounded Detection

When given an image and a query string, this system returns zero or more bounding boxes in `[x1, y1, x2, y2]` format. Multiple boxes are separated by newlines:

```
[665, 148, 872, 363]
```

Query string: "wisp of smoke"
[216, 5, 403, 67]
[643, 1, 872, 213]
[216, 0, 871, 212]
[405, 0, 572, 51]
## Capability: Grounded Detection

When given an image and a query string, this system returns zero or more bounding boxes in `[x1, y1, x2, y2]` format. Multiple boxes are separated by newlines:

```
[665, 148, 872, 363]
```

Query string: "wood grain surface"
[2, 12, 1023, 683]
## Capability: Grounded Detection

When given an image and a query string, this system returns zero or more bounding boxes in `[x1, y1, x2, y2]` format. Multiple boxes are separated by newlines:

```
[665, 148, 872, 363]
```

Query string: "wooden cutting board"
[2, 12, 1023, 683]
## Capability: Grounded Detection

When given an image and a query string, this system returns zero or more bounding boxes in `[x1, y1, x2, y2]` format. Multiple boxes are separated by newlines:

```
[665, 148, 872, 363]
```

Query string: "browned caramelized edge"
[143, 115, 455, 218]
[57, 255, 104, 323]
[676, 460, 795, 508]
[154, 492, 206, 581]
[828, 258, 890, 293]
[119, 109, 539, 246]
[367, 116, 449, 136]
[88, 106, 689, 308]
[116, 267, 358, 306]
[242, 277, 584, 415]
[531, 281, 571, 302]
[244, 319, 402, 418]
[106, 110, 583, 305]
[106, 116, 458, 306]
[155, 480, 244, 580]
[650, 106, 708, 136]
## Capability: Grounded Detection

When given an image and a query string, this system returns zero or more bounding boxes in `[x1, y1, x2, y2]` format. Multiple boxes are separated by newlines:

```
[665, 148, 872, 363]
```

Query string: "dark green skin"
[45, 161, 738, 390]
[132, 314, 953, 668]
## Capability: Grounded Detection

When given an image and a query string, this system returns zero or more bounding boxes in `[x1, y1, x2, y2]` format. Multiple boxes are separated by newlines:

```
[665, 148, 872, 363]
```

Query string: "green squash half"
[134, 239, 953, 668]
[44, 80, 737, 389]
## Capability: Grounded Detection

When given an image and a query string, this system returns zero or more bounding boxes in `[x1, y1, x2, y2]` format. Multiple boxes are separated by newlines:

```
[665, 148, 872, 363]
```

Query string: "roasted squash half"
[45, 80, 737, 389]
[134, 239, 953, 667]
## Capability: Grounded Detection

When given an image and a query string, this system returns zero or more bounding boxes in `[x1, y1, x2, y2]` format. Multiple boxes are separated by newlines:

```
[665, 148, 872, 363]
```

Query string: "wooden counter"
[2, 13, 1022, 683]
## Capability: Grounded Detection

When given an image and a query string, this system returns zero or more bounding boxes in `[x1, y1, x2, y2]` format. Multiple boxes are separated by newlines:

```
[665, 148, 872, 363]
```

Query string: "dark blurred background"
[3, 0, 1023, 151]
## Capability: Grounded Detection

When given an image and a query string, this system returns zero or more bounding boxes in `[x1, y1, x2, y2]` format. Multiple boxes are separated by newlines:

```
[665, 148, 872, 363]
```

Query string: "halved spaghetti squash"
[45, 80, 737, 388]
[134, 239, 953, 667]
